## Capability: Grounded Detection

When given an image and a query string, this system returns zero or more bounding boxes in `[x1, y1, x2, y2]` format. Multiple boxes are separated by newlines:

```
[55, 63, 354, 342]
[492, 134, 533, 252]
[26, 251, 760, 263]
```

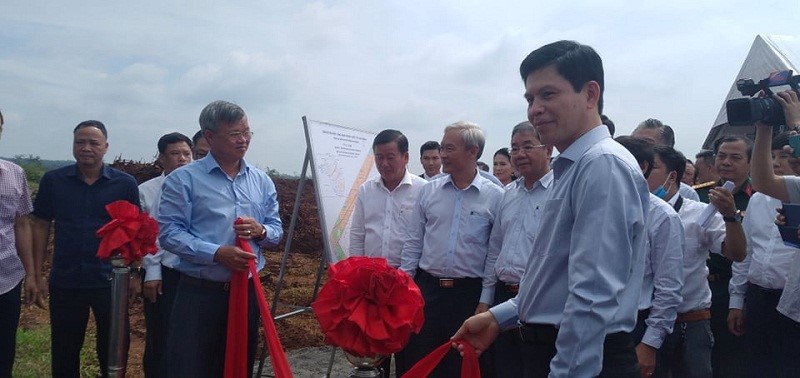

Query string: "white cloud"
[1, 0, 799, 176]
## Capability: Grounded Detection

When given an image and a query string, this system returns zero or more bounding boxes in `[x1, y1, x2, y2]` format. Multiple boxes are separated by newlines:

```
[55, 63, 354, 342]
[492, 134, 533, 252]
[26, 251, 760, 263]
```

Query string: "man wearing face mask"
[646, 145, 745, 377]
[616, 136, 685, 378]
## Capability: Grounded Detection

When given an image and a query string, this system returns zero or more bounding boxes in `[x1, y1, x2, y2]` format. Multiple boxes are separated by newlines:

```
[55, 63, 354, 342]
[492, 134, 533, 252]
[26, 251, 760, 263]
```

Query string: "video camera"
[726, 70, 800, 126]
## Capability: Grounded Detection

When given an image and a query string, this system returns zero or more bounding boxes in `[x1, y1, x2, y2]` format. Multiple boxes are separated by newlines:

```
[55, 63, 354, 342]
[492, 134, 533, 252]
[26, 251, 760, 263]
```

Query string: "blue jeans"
[655, 318, 713, 377]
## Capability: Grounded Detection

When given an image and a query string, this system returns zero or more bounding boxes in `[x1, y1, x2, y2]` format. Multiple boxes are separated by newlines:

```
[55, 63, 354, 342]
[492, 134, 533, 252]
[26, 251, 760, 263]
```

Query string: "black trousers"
[163, 274, 259, 377]
[709, 278, 745, 378]
[49, 286, 122, 378]
[492, 283, 523, 378]
[142, 266, 180, 378]
[0, 282, 22, 378]
[518, 324, 639, 378]
[743, 283, 800, 377]
[403, 269, 490, 378]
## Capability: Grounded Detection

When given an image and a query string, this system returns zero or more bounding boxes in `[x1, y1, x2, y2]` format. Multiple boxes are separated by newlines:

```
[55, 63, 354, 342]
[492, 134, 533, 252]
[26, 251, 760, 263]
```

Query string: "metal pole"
[108, 257, 129, 378]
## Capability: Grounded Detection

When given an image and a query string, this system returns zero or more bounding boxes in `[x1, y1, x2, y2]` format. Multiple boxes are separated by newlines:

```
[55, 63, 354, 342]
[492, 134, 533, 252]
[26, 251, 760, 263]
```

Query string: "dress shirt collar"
[551, 125, 608, 179]
[375, 169, 414, 192]
[65, 163, 113, 180]
[514, 169, 554, 192]
[444, 168, 486, 192]
[200, 152, 251, 175]
[667, 193, 680, 207]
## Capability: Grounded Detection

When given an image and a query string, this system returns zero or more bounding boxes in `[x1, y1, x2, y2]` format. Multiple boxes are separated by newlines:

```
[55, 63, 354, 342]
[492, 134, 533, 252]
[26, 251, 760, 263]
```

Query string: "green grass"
[14, 324, 101, 378]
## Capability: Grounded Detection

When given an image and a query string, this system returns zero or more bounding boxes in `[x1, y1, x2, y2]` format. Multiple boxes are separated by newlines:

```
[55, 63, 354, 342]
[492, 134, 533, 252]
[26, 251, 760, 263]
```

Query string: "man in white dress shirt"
[139, 132, 193, 377]
[647, 145, 745, 377]
[349, 129, 426, 376]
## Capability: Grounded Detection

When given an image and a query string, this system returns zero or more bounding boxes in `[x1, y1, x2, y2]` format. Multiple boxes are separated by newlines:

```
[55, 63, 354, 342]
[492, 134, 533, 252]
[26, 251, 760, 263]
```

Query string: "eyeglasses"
[226, 131, 254, 141]
[509, 145, 546, 155]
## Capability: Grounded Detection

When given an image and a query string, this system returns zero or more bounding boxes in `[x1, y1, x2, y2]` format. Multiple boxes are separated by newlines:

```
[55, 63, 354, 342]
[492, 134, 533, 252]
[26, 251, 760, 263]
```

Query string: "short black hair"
[615, 136, 654, 178]
[695, 150, 715, 166]
[601, 114, 615, 137]
[477, 161, 489, 172]
[420, 140, 441, 155]
[73, 120, 108, 139]
[192, 130, 204, 145]
[653, 145, 686, 184]
[157, 132, 193, 154]
[373, 129, 408, 154]
[519, 40, 605, 114]
[772, 131, 791, 151]
[713, 135, 753, 161]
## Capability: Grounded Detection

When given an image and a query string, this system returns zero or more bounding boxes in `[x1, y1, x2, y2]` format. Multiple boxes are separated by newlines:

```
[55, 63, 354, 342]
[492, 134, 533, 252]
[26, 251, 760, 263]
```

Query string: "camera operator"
[740, 89, 800, 377]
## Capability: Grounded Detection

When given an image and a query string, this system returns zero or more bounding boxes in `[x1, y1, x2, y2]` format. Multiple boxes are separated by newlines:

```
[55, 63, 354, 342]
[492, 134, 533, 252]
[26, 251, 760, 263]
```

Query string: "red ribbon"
[224, 219, 293, 378]
[401, 340, 480, 378]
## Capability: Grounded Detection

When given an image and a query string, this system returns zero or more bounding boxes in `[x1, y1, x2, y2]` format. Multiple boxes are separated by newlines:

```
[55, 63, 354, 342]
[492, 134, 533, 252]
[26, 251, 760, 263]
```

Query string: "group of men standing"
[3, 38, 800, 378]
[1, 101, 282, 377]
[350, 40, 800, 378]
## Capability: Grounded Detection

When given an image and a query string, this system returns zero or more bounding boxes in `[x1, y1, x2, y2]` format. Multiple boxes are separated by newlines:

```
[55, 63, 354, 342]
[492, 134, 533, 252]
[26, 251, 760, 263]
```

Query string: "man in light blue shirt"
[616, 136, 685, 378]
[454, 40, 649, 377]
[158, 101, 283, 377]
[479, 120, 553, 377]
[400, 121, 504, 377]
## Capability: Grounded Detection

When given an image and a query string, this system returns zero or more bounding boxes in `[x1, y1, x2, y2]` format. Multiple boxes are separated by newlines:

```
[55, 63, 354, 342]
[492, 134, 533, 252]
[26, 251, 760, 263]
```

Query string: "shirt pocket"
[464, 212, 492, 244]
[685, 237, 701, 258]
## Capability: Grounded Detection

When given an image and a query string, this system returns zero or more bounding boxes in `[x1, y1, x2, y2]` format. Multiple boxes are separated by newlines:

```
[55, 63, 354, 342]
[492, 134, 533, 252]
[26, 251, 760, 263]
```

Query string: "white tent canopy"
[703, 35, 800, 149]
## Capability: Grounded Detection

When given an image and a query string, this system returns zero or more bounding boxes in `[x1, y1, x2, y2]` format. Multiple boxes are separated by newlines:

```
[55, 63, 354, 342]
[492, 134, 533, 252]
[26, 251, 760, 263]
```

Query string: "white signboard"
[303, 119, 379, 262]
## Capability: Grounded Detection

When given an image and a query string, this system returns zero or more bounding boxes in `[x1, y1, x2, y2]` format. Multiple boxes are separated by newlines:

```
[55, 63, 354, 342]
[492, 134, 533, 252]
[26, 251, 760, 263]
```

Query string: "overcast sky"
[2, 1, 799, 176]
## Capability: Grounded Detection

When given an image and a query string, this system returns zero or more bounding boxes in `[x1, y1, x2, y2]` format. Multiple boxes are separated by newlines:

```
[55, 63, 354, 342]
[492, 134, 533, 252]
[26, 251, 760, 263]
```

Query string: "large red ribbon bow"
[311, 256, 425, 358]
[95, 200, 158, 264]
[224, 218, 293, 378]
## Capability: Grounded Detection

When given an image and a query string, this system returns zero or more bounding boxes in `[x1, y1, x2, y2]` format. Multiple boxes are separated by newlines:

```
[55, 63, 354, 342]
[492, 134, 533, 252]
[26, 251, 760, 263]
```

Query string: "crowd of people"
[2, 39, 800, 378]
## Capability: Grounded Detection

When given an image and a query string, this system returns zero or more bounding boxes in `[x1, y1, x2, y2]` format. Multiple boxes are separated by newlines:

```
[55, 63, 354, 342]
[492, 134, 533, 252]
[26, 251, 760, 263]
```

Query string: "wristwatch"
[723, 210, 743, 223]
[257, 224, 267, 240]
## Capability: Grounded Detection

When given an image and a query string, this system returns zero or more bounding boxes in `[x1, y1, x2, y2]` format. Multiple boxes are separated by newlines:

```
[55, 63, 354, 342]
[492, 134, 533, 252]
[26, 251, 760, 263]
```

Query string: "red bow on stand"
[95, 200, 158, 262]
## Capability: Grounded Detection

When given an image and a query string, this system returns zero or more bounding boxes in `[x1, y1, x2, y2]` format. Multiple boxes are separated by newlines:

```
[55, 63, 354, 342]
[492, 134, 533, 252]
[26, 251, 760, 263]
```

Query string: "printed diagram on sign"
[317, 153, 347, 197]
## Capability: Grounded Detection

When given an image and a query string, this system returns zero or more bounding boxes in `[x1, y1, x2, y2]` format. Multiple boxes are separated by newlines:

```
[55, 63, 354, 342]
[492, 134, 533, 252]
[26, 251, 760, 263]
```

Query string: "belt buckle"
[223, 282, 230, 291]
[439, 279, 454, 288]
[507, 283, 520, 293]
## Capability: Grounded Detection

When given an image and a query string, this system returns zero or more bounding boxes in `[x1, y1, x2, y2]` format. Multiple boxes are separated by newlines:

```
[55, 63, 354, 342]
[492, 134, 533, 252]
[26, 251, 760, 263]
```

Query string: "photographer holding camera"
[735, 87, 800, 377]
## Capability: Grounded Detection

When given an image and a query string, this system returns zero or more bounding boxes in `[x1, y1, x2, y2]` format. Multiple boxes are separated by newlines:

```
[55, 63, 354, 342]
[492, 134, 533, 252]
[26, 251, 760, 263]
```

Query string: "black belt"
[180, 273, 231, 291]
[707, 273, 731, 282]
[416, 269, 481, 289]
[500, 281, 520, 294]
[518, 323, 559, 345]
[749, 282, 783, 295]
